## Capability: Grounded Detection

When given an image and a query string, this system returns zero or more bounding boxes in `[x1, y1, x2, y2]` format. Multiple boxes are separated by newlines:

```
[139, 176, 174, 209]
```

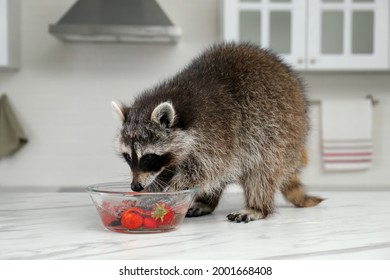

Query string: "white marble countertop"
[0, 190, 389, 260]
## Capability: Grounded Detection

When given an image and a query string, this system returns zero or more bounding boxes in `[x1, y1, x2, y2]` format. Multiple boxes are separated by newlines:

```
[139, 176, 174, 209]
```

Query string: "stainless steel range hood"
[49, 0, 181, 43]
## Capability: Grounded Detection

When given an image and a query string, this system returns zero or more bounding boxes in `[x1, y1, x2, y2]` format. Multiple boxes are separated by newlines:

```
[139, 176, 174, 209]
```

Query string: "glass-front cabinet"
[308, 0, 388, 70]
[221, 0, 389, 70]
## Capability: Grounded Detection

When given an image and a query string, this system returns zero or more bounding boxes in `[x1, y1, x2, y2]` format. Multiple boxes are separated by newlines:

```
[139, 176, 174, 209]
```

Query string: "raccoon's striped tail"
[281, 148, 324, 208]
[281, 174, 323, 207]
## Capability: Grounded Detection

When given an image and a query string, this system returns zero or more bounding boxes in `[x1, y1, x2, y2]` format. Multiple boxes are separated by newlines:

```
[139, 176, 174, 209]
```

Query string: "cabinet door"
[0, 0, 20, 69]
[307, 0, 389, 70]
[222, 0, 307, 69]
[0, 0, 8, 66]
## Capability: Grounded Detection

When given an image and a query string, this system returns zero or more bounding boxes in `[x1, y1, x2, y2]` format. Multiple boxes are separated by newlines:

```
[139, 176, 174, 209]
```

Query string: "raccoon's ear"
[151, 102, 176, 128]
[111, 101, 126, 122]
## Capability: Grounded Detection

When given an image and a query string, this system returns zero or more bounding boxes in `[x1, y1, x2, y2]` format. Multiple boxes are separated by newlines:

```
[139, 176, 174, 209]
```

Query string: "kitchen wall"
[0, 0, 389, 190]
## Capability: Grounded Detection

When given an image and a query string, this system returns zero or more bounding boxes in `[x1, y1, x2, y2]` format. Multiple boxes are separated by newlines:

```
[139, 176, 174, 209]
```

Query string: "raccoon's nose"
[131, 182, 144, 192]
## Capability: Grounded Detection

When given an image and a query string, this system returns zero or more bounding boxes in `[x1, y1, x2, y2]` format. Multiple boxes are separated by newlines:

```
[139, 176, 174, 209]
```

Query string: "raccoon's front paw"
[227, 209, 265, 223]
[186, 202, 213, 217]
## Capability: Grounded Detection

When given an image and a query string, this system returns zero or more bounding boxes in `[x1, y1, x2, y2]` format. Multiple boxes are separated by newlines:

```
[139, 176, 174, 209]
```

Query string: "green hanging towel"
[0, 94, 28, 158]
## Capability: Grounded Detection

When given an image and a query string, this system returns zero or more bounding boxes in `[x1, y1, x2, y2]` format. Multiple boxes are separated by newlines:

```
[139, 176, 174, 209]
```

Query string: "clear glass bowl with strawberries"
[86, 182, 198, 233]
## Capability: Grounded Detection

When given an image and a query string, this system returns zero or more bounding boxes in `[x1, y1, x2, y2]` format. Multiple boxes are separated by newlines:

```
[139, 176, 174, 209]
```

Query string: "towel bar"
[309, 94, 379, 106]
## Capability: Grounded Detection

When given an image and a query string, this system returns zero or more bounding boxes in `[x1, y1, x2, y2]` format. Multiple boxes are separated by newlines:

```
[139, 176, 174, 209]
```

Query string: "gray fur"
[115, 42, 322, 222]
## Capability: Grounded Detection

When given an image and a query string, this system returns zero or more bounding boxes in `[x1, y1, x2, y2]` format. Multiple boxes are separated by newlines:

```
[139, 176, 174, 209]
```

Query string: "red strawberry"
[121, 209, 143, 229]
[161, 210, 174, 225]
[125, 207, 151, 217]
[151, 202, 175, 225]
[143, 217, 158, 229]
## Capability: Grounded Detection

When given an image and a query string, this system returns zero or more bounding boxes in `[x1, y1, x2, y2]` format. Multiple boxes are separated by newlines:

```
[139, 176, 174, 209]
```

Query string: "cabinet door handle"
[297, 58, 304, 64]
[310, 58, 316, 64]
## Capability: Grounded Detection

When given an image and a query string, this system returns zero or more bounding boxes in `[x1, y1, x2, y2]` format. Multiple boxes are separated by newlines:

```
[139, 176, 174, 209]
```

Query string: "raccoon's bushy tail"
[281, 148, 323, 208]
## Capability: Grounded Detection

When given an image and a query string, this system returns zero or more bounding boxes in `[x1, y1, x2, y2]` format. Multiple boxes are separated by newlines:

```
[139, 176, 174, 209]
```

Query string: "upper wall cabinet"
[221, 0, 389, 71]
[0, 0, 20, 70]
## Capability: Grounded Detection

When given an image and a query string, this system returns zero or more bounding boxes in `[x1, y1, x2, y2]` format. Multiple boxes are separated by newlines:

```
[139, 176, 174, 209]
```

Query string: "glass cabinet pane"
[352, 11, 373, 54]
[321, 11, 344, 54]
[239, 11, 261, 46]
[270, 11, 291, 54]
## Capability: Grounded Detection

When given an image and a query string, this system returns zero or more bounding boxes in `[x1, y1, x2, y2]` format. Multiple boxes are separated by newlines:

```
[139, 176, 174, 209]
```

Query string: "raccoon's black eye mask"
[122, 153, 171, 172]
[122, 152, 136, 168]
[123, 153, 132, 164]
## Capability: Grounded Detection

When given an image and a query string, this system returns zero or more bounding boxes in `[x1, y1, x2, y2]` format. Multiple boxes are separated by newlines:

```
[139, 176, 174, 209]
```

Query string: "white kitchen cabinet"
[221, 0, 389, 71]
[0, 0, 20, 70]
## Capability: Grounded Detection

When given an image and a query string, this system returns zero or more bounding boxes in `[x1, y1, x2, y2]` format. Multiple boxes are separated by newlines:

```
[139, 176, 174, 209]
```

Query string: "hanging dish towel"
[320, 98, 373, 171]
[0, 94, 28, 158]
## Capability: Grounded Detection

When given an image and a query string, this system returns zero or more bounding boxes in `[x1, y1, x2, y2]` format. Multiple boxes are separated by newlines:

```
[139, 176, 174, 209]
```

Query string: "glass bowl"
[86, 182, 198, 233]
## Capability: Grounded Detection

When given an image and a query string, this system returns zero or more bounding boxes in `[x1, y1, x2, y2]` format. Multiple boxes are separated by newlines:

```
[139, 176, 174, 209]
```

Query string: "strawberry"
[143, 217, 158, 229]
[121, 209, 143, 230]
[151, 202, 175, 225]
[161, 210, 174, 225]
[124, 207, 151, 217]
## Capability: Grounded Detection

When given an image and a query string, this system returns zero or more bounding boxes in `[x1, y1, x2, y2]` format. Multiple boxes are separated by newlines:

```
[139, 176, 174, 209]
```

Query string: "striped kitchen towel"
[320, 98, 373, 171]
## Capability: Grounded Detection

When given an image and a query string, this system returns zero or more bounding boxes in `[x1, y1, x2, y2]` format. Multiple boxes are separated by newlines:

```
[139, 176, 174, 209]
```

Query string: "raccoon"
[112, 42, 323, 223]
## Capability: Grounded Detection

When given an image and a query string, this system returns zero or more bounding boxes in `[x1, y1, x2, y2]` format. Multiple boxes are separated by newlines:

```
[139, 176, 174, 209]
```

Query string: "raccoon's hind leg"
[186, 186, 224, 217]
[281, 172, 323, 207]
[227, 168, 278, 223]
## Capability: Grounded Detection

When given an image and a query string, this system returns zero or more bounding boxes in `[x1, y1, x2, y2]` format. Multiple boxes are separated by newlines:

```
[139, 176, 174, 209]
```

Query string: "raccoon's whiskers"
[153, 177, 170, 192]
[162, 167, 176, 174]
[162, 185, 171, 192]
[155, 178, 168, 190]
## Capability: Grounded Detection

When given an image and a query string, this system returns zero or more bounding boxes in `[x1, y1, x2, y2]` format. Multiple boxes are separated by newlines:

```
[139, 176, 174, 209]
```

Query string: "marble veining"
[0, 190, 389, 259]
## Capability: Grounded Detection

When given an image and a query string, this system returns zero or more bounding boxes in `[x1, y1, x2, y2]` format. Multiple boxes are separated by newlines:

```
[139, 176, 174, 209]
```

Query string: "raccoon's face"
[120, 142, 175, 192]
[112, 101, 194, 192]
